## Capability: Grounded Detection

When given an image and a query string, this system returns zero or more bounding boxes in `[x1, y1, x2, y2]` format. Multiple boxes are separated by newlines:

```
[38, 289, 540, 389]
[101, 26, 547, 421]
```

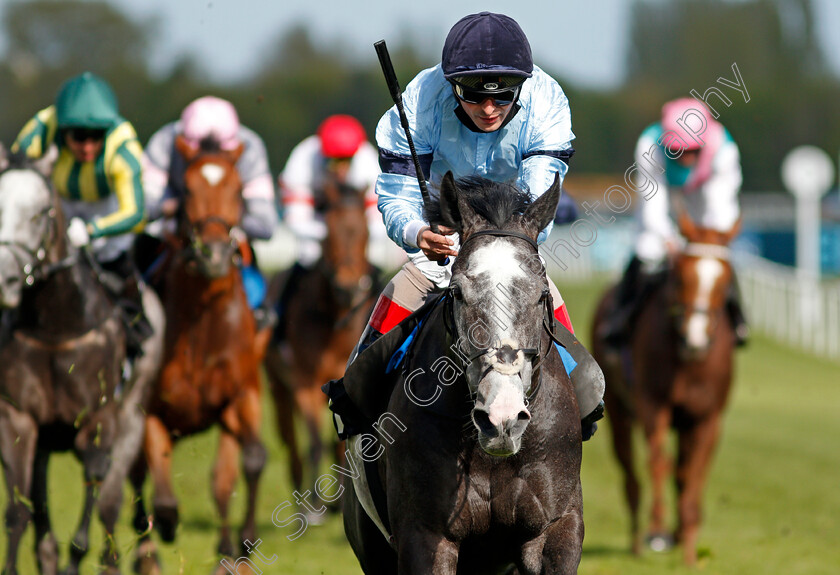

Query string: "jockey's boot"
[551, 318, 605, 441]
[100, 254, 153, 378]
[272, 261, 308, 343]
[253, 301, 278, 332]
[599, 256, 666, 351]
[599, 256, 643, 349]
[346, 324, 384, 368]
[726, 275, 750, 347]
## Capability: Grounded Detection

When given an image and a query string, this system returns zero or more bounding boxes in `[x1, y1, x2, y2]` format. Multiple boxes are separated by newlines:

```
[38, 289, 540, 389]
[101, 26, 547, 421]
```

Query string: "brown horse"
[130, 137, 272, 574]
[591, 211, 741, 565]
[264, 177, 377, 520]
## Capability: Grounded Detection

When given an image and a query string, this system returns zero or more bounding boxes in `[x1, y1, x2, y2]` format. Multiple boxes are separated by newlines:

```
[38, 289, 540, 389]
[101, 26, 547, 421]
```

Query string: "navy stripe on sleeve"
[522, 148, 576, 164]
[379, 149, 434, 180]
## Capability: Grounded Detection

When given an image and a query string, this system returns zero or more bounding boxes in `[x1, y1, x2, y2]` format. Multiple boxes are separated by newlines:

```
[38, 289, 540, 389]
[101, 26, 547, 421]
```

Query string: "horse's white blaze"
[470, 240, 527, 283]
[686, 258, 723, 348]
[471, 240, 527, 341]
[200, 163, 225, 186]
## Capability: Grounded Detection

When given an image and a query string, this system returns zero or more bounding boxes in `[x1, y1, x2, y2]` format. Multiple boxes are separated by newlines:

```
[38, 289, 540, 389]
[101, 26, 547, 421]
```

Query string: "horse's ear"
[31, 144, 58, 178]
[523, 173, 561, 237]
[175, 135, 198, 162]
[226, 142, 245, 165]
[438, 171, 461, 229]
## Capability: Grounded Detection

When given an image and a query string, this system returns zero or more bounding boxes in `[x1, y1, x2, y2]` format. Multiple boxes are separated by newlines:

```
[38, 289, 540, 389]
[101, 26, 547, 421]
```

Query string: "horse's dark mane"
[2, 151, 34, 173]
[425, 176, 533, 231]
[198, 136, 222, 153]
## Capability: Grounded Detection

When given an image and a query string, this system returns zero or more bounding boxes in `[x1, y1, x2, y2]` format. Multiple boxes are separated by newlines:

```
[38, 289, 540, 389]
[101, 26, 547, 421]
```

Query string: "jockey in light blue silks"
[347, 12, 605, 440]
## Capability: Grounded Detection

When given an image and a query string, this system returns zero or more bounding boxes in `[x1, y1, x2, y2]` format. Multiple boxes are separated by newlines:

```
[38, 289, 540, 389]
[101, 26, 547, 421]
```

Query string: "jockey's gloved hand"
[67, 217, 91, 248]
[230, 226, 247, 246]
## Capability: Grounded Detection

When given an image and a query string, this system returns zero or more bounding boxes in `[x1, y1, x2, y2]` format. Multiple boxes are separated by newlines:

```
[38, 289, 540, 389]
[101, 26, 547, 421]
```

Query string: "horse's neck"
[166, 262, 242, 320]
[18, 257, 112, 337]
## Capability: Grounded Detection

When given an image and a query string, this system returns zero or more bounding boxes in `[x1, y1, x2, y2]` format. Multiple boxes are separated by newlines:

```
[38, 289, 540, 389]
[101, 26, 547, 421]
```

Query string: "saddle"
[322, 293, 446, 440]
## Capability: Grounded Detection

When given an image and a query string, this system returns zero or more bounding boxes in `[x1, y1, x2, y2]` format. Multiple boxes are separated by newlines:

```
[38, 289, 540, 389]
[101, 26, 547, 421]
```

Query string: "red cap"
[318, 115, 366, 159]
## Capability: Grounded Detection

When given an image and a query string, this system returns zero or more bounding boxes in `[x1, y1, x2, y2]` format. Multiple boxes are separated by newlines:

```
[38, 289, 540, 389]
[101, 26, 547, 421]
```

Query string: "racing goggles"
[452, 83, 520, 106]
[67, 128, 107, 142]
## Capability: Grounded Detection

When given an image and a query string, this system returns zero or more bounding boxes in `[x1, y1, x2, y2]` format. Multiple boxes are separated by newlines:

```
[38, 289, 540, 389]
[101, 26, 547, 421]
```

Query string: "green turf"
[1, 277, 838, 573]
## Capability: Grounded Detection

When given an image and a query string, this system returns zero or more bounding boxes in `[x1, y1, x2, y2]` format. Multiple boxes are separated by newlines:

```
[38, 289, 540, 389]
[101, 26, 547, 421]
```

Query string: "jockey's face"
[676, 148, 701, 168]
[459, 97, 514, 132]
[65, 128, 105, 163]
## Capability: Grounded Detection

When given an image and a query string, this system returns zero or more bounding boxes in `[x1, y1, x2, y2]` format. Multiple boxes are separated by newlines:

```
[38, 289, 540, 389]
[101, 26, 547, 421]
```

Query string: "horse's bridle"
[442, 228, 567, 401]
[0, 204, 75, 288]
[670, 241, 732, 341]
[175, 154, 244, 267]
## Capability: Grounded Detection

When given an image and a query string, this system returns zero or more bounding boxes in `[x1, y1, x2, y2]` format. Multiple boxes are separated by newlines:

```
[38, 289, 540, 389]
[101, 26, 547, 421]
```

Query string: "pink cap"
[661, 98, 717, 151]
[180, 96, 240, 150]
[661, 98, 726, 192]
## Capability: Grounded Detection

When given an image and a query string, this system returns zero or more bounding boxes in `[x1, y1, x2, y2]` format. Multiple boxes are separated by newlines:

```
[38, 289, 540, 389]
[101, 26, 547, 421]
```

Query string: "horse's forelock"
[3, 151, 37, 173]
[198, 136, 222, 153]
[427, 176, 532, 231]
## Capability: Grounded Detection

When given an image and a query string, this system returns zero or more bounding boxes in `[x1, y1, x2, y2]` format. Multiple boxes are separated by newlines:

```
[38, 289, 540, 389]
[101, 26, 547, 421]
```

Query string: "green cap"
[55, 72, 120, 129]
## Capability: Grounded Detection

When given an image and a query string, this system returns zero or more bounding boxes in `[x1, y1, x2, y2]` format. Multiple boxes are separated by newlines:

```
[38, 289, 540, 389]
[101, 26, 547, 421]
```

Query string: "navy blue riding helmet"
[442, 12, 533, 105]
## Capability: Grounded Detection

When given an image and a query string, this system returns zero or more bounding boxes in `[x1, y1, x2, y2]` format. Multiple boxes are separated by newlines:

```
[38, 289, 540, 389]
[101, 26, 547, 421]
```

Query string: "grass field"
[2, 277, 839, 574]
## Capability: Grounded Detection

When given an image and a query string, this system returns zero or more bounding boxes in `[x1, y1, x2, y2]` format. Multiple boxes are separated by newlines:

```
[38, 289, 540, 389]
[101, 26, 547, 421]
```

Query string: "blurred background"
[1, 1, 838, 573]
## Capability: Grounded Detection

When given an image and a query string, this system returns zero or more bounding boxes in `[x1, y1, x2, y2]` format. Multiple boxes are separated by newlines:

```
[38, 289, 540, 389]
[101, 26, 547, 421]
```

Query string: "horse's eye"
[451, 285, 463, 300]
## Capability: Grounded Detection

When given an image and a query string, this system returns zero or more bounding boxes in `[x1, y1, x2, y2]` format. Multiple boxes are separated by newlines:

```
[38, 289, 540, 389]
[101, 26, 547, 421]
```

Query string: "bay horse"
[342, 173, 583, 574]
[0, 148, 164, 574]
[130, 137, 271, 573]
[263, 176, 377, 520]
[591, 211, 740, 565]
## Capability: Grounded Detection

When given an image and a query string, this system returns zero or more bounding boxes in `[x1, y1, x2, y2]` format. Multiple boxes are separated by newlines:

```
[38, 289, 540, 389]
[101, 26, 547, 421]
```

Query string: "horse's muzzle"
[472, 372, 531, 457]
[192, 241, 236, 278]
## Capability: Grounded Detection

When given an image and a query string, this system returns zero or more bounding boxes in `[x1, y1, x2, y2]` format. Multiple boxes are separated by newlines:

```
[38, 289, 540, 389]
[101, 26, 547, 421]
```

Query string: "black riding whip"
[374, 40, 450, 266]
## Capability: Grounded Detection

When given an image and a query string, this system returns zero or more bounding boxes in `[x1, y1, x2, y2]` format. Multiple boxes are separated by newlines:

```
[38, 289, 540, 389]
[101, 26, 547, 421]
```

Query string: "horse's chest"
[447, 472, 551, 539]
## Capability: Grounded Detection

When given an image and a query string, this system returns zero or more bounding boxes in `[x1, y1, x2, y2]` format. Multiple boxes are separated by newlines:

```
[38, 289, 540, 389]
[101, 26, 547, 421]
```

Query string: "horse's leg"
[642, 405, 673, 550]
[128, 452, 161, 575]
[144, 415, 179, 542]
[97, 396, 149, 575]
[63, 410, 120, 575]
[0, 408, 37, 575]
[675, 415, 722, 566]
[535, 502, 584, 575]
[212, 428, 240, 558]
[606, 401, 642, 555]
[396, 527, 459, 574]
[32, 449, 58, 575]
[222, 385, 266, 553]
[265, 355, 304, 492]
[294, 383, 326, 521]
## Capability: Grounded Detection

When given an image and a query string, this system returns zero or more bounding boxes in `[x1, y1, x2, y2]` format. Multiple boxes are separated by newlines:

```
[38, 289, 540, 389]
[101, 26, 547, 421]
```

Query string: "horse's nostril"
[517, 410, 531, 422]
[472, 409, 499, 438]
